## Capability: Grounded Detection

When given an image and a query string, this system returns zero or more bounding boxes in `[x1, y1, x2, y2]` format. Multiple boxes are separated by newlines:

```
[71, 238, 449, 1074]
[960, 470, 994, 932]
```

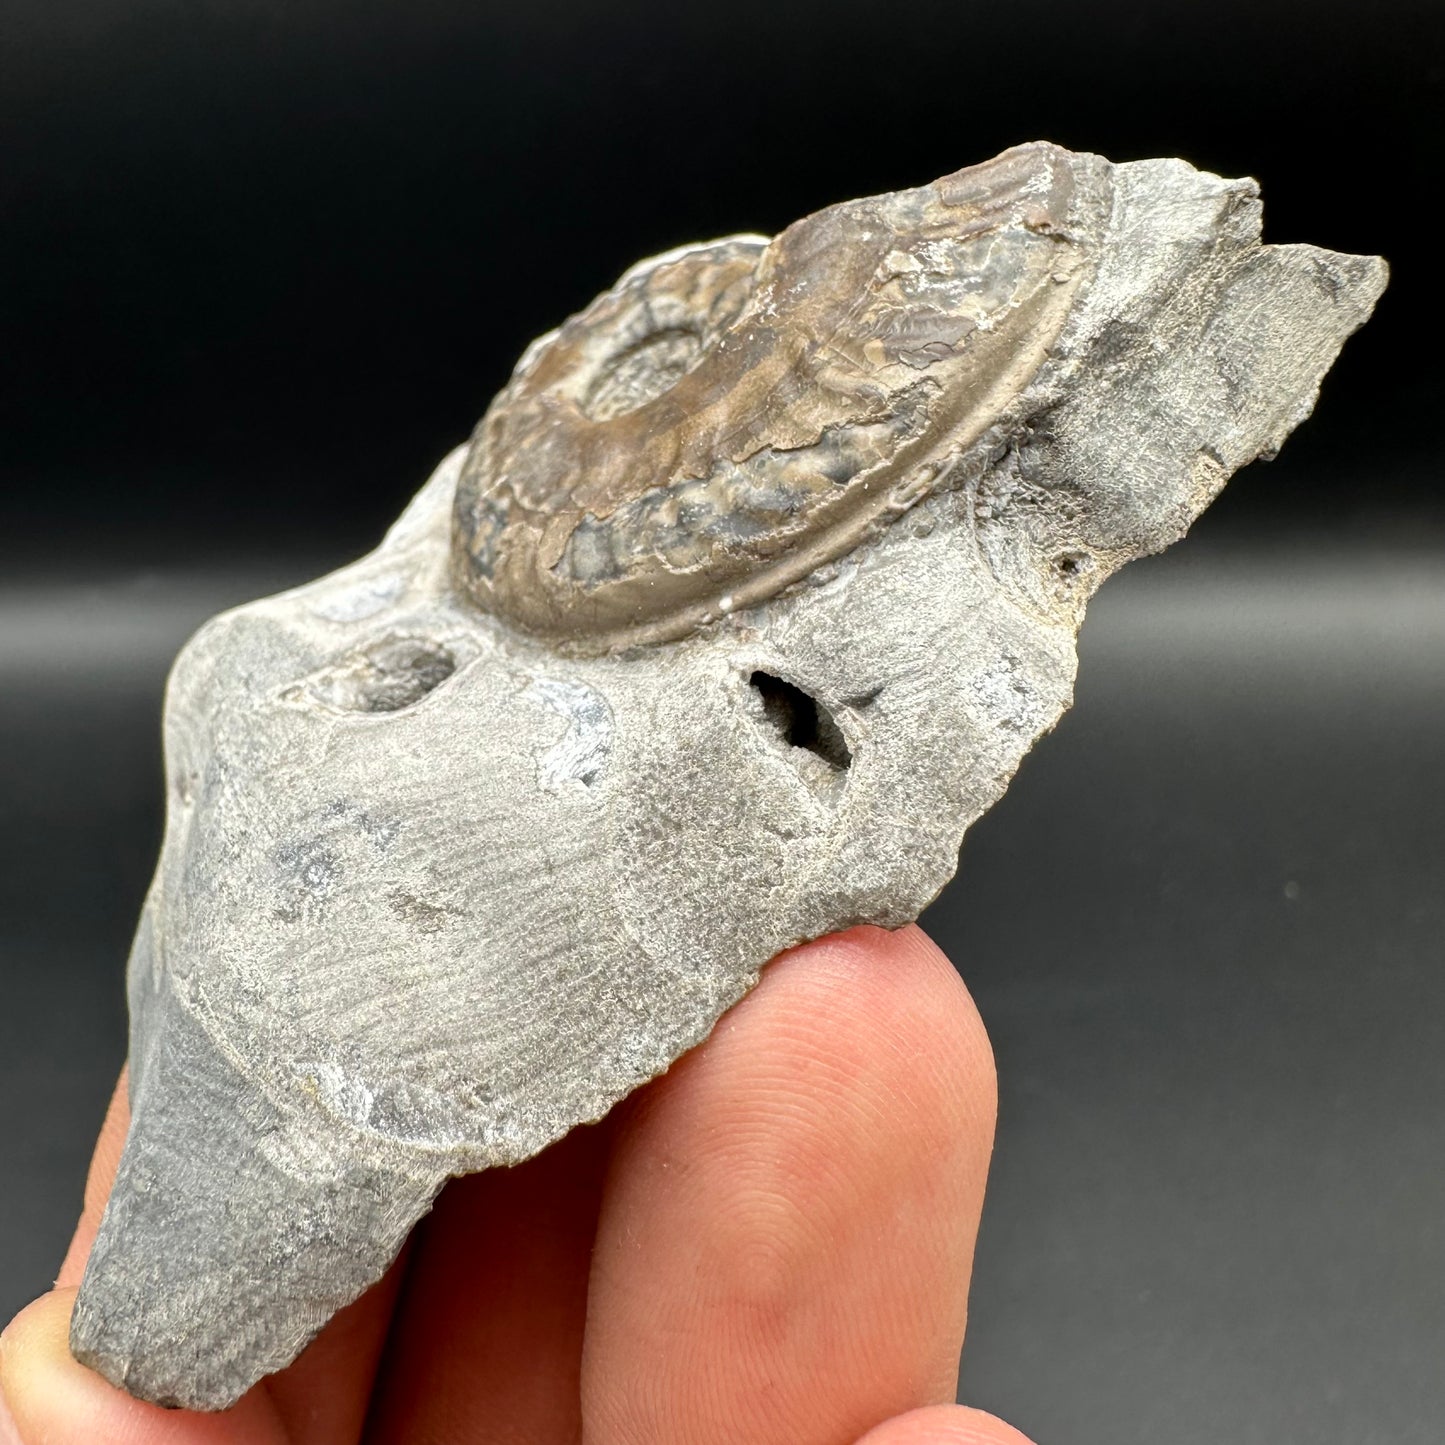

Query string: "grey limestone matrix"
[69, 142, 1386, 1409]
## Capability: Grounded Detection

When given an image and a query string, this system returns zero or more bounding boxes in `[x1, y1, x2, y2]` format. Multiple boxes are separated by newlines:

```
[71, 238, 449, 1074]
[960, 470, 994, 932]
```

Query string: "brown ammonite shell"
[452, 142, 1098, 651]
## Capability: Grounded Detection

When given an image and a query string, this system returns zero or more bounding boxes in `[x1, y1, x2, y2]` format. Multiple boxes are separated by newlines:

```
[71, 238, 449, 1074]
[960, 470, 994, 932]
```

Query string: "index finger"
[581, 923, 1000, 1445]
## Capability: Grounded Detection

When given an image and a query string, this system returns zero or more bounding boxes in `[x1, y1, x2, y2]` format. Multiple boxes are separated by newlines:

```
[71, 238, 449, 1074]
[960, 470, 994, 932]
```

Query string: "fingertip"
[853, 1403, 1039, 1445]
[771, 922, 998, 1136]
[786, 923, 992, 1050]
[0, 1289, 281, 1445]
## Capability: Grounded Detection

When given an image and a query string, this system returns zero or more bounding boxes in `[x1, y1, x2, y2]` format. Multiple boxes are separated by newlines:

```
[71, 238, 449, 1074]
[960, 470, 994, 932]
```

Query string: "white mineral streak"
[71, 144, 1385, 1408]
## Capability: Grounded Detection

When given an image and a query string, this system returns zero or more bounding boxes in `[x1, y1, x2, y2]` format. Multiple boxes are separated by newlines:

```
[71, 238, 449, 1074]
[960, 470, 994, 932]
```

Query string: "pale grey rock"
[70, 143, 1385, 1409]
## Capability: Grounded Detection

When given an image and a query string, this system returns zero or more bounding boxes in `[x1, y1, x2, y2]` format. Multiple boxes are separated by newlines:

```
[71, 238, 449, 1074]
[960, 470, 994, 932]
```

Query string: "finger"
[853, 1405, 1039, 1445]
[5, 1072, 404, 1445]
[581, 923, 998, 1445]
[363, 1121, 610, 1445]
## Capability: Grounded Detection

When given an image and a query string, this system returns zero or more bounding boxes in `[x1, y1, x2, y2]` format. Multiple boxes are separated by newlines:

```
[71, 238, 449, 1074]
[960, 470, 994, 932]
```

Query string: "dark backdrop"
[2, 0, 1440, 571]
[2, 3, 1442, 1443]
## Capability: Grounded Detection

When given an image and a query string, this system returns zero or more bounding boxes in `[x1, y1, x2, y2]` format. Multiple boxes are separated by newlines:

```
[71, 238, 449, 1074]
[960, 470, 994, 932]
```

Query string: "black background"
[2, 3, 1442, 1441]
[2, 0, 1441, 570]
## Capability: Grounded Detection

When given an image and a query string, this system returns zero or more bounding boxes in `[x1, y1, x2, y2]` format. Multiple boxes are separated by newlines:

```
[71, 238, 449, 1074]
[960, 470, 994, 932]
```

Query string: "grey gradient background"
[2, 2, 1442, 1441]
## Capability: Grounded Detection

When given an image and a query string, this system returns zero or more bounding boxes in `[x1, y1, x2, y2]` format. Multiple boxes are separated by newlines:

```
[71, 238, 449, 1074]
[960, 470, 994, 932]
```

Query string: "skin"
[0, 924, 1036, 1445]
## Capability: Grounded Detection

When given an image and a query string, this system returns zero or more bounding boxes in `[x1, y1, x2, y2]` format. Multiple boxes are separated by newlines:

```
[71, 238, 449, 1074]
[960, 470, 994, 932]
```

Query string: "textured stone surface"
[70, 143, 1385, 1409]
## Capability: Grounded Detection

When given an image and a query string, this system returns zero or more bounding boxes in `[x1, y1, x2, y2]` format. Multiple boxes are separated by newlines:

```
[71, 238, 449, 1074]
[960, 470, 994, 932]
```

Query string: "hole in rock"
[353, 638, 456, 712]
[749, 671, 852, 772]
[307, 636, 457, 714]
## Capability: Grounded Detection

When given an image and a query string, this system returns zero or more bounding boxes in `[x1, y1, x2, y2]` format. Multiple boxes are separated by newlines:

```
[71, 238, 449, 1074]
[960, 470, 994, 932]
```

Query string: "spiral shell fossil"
[454, 145, 1096, 648]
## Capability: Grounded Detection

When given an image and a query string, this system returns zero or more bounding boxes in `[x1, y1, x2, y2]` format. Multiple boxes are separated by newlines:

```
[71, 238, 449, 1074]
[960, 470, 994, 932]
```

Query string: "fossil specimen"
[70, 143, 1385, 1409]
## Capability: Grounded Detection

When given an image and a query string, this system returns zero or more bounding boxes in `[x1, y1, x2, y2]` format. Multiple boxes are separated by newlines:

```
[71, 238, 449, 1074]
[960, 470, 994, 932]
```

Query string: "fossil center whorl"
[452, 142, 1098, 651]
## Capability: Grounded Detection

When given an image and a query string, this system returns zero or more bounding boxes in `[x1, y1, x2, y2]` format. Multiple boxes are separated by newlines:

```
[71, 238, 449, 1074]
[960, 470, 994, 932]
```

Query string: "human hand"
[0, 924, 1035, 1445]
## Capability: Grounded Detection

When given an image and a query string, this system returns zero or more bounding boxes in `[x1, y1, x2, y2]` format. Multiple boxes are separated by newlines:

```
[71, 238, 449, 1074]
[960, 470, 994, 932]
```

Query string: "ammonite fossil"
[454, 145, 1096, 648]
[67, 143, 1385, 1409]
